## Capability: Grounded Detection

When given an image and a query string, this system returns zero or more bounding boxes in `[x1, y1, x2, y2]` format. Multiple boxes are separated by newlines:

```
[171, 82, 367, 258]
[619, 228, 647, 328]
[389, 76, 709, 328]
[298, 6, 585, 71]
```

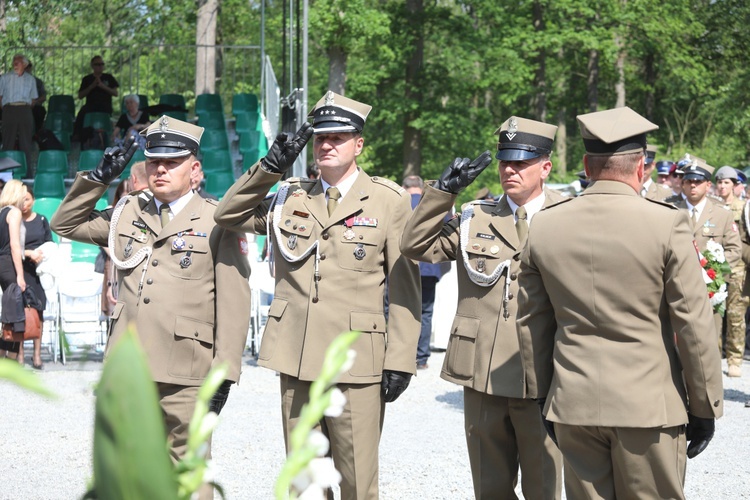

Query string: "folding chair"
[57, 262, 107, 363]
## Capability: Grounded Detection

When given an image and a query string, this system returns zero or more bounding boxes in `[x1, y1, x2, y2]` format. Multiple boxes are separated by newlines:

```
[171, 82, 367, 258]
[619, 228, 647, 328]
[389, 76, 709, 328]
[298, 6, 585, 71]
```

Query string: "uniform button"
[359, 235, 364, 240]
[143, 297, 151, 304]
[322, 233, 329, 240]
[154, 241, 163, 248]
[513, 254, 520, 261]
[293, 224, 298, 230]
[373, 323, 377, 329]
[481, 247, 486, 252]
[146, 278, 153, 285]
[312, 297, 319, 303]
[510, 273, 517, 281]
[714, 400, 720, 407]
[152, 260, 159, 266]
[320, 254, 326, 260]
[189, 244, 193, 249]
[508, 293, 514, 300]
[194, 332, 199, 337]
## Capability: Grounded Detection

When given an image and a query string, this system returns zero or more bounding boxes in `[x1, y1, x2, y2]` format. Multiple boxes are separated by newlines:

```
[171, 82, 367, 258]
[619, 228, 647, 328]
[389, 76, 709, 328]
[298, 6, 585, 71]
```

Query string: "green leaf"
[0, 358, 56, 398]
[93, 327, 178, 500]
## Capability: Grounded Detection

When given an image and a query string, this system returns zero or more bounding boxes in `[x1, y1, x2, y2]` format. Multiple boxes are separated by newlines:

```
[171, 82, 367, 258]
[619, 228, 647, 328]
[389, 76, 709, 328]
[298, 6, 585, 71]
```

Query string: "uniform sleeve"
[665, 210, 723, 418]
[49, 173, 111, 246]
[516, 220, 557, 399]
[722, 212, 743, 273]
[383, 192, 422, 374]
[400, 184, 460, 263]
[214, 162, 281, 235]
[212, 227, 252, 383]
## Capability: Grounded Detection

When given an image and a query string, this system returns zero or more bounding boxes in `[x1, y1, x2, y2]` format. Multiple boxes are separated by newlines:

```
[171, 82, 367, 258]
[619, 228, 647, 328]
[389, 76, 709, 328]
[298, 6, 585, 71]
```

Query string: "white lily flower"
[298, 483, 325, 500]
[323, 388, 347, 418]
[308, 457, 342, 488]
[307, 429, 330, 456]
[341, 349, 356, 373]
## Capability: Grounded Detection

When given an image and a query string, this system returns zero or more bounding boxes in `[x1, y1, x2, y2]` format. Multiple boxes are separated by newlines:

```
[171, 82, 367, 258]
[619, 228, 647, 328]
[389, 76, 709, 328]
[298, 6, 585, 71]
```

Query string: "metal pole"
[301, 0, 309, 170]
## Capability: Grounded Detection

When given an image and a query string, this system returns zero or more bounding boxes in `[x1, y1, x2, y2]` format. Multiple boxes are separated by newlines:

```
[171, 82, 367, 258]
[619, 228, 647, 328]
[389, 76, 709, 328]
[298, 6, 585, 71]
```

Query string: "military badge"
[172, 233, 187, 251]
[490, 245, 500, 255]
[288, 234, 298, 250]
[180, 253, 192, 269]
[123, 239, 133, 258]
[507, 117, 518, 141]
[354, 243, 366, 260]
[343, 228, 356, 241]
[238, 236, 249, 255]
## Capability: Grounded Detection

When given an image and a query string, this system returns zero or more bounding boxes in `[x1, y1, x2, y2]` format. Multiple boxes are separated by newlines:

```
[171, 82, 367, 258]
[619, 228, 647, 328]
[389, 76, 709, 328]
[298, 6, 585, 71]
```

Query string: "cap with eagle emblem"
[140, 115, 204, 158]
[494, 116, 558, 161]
[308, 91, 372, 134]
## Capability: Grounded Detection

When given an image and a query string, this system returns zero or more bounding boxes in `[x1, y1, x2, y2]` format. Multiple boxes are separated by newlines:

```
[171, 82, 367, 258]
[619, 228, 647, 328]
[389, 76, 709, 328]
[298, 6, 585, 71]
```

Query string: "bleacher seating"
[201, 149, 234, 174]
[205, 170, 236, 199]
[232, 93, 259, 115]
[48, 95, 75, 115]
[195, 93, 223, 115]
[36, 150, 69, 175]
[234, 111, 261, 135]
[200, 129, 230, 152]
[78, 149, 105, 172]
[34, 172, 66, 198]
[197, 111, 226, 131]
[120, 94, 149, 114]
[122, 149, 146, 179]
[34, 197, 63, 243]
[0, 151, 27, 179]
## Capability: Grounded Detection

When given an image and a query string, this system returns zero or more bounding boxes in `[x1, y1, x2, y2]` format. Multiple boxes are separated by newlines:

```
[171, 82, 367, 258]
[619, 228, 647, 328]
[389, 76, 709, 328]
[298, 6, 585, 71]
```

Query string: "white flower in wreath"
[324, 388, 347, 418]
[710, 283, 728, 307]
[705, 239, 726, 263]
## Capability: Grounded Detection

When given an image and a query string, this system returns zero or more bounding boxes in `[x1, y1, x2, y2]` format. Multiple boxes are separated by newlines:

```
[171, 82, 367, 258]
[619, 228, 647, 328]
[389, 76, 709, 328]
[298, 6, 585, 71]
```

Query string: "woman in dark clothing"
[112, 94, 150, 148]
[19, 186, 52, 368]
[0, 180, 27, 362]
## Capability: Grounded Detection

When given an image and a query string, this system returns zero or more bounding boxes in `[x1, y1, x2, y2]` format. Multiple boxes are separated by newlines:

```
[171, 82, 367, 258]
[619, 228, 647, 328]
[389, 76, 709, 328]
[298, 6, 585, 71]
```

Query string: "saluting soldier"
[400, 117, 563, 499]
[715, 165, 749, 376]
[50, 117, 251, 498]
[669, 157, 742, 345]
[214, 91, 421, 499]
[641, 144, 672, 201]
[516, 107, 723, 499]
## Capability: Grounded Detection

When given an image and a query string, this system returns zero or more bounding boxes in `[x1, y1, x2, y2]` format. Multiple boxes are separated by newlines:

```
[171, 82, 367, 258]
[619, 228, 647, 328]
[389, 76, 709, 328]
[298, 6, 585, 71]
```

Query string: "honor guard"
[214, 91, 421, 499]
[517, 106, 723, 499]
[401, 116, 563, 499]
[51, 116, 251, 499]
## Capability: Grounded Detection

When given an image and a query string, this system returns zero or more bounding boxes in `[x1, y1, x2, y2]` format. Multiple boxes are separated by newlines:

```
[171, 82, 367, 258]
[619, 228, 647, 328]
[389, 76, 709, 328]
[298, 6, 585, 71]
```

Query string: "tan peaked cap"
[493, 116, 557, 161]
[577, 106, 658, 156]
[308, 91, 372, 134]
[682, 155, 714, 181]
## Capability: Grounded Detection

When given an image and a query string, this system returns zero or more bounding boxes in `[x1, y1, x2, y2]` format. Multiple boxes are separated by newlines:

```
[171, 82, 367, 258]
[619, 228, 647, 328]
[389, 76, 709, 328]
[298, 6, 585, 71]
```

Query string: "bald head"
[129, 161, 148, 191]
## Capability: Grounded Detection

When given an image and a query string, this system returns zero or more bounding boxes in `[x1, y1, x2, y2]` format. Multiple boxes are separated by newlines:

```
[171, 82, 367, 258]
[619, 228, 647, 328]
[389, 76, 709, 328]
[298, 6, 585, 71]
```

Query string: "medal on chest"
[172, 232, 187, 251]
[354, 243, 366, 260]
[343, 216, 356, 241]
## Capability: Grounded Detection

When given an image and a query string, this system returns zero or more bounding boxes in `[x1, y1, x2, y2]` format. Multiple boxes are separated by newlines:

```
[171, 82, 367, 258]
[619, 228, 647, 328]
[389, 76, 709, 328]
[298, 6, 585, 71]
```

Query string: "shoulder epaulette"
[371, 176, 404, 194]
[540, 197, 574, 211]
[645, 198, 678, 209]
[663, 194, 682, 205]
[204, 197, 219, 206]
[462, 199, 497, 211]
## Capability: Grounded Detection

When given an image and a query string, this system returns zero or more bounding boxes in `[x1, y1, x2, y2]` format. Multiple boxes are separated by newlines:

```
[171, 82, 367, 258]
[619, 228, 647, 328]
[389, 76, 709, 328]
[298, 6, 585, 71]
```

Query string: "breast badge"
[354, 243, 366, 260]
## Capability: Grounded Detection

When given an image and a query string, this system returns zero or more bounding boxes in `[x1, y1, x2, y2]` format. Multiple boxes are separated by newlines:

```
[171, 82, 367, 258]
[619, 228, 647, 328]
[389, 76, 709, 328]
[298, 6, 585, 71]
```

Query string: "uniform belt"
[5, 102, 30, 107]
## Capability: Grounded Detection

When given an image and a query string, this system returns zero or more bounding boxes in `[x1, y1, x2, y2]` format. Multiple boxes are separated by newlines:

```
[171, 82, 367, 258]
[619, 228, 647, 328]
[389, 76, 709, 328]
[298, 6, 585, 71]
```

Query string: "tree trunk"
[327, 45, 347, 95]
[530, 0, 546, 122]
[555, 48, 567, 174]
[0, 0, 6, 33]
[587, 49, 599, 112]
[643, 51, 656, 120]
[402, 0, 424, 179]
[614, 34, 626, 107]
[196, 0, 219, 95]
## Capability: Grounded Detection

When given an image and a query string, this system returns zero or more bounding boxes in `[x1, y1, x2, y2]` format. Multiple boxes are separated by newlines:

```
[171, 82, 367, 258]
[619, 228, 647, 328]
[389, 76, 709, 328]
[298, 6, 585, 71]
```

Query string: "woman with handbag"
[0, 180, 28, 363]
[19, 186, 52, 369]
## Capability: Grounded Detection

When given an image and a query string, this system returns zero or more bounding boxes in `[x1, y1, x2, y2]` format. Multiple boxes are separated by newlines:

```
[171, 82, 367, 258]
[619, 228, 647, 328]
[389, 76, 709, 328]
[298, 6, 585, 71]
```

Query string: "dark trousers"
[1, 105, 34, 173]
[417, 276, 438, 365]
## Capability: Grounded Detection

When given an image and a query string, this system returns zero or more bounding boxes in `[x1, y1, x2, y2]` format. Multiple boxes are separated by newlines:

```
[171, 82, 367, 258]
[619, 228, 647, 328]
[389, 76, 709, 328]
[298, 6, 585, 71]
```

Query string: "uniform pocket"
[445, 315, 480, 380]
[338, 227, 383, 272]
[259, 298, 288, 361]
[168, 316, 214, 379]
[348, 311, 386, 377]
[167, 236, 210, 280]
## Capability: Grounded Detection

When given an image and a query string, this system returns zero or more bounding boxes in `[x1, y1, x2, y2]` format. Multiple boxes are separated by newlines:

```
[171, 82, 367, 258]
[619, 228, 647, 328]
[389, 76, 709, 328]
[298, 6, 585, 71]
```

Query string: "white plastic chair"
[57, 262, 106, 363]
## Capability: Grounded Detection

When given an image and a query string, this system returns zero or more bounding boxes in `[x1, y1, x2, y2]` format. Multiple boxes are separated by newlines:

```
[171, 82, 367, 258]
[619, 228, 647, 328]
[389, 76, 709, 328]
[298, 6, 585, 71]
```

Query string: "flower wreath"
[695, 239, 731, 316]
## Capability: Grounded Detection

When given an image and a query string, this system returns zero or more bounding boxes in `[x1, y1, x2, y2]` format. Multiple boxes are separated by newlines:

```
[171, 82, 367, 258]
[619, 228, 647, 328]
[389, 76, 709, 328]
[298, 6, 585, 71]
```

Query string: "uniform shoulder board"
[204, 197, 220, 206]
[540, 197, 573, 211]
[707, 194, 724, 204]
[371, 176, 404, 194]
[645, 198, 678, 209]
[663, 194, 682, 205]
[462, 199, 497, 210]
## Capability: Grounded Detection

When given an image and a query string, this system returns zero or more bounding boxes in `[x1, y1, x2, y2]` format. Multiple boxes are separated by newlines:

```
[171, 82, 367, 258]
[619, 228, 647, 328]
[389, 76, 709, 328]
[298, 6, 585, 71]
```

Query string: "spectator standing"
[517, 107, 723, 499]
[401, 117, 563, 499]
[214, 91, 421, 499]
[0, 54, 38, 173]
[51, 117, 250, 499]
[25, 61, 46, 134]
[73, 55, 119, 140]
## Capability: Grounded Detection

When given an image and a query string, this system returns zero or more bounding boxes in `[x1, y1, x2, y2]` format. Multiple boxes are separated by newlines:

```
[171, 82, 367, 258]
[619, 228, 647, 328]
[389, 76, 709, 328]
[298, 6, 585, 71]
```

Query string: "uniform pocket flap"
[280, 214, 315, 237]
[174, 316, 214, 345]
[111, 302, 125, 320]
[341, 227, 382, 245]
[449, 315, 481, 339]
[350, 311, 386, 333]
[268, 298, 289, 319]
[169, 235, 210, 254]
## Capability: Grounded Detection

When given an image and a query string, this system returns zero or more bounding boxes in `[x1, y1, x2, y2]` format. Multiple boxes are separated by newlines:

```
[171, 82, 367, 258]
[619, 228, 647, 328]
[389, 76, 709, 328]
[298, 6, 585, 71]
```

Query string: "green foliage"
[0, 358, 55, 398]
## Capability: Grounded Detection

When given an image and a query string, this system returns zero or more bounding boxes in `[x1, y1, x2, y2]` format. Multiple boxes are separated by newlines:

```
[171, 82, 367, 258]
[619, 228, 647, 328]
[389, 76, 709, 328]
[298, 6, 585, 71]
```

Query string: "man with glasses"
[74, 55, 119, 140]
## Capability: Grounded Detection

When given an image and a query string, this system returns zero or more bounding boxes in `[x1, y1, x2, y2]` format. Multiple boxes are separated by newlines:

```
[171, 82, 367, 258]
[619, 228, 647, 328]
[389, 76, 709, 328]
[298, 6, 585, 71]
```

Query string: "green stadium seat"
[0, 151, 28, 179]
[195, 93, 223, 115]
[36, 150, 69, 175]
[200, 129, 229, 152]
[197, 111, 226, 131]
[201, 150, 233, 174]
[83, 112, 114, 133]
[232, 93, 259, 115]
[34, 197, 63, 243]
[234, 111, 261, 135]
[45, 111, 74, 134]
[122, 149, 146, 180]
[51, 130, 72, 152]
[78, 149, 105, 172]
[204, 170, 236, 199]
[163, 110, 188, 121]
[34, 172, 66, 198]
[48, 95, 75, 115]
[159, 94, 187, 110]
[120, 94, 149, 114]
[70, 240, 100, 263]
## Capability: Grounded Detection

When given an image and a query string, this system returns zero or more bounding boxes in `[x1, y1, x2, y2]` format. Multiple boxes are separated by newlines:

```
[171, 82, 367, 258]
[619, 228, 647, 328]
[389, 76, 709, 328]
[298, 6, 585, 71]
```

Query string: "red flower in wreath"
[707, 268, 717, 280]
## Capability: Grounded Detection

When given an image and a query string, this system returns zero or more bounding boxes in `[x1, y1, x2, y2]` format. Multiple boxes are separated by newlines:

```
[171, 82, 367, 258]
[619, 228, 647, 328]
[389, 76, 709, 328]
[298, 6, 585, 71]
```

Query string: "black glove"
[536, 398, 558, 447]
[261, 122, 314, 174]
[89, 135, 138, 184]
[208, 380, 233, 415]
[435, 150, 493, 194]
[686, 413, 714, 459]
[381, 370, 412, 403]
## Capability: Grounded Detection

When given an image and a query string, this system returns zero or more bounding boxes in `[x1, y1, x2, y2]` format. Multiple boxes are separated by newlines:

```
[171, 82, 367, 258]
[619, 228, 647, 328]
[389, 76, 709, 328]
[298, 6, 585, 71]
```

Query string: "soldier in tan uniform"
[641, 144, 672, 201]
[214, 91, 421, 499]
[715, 165, 749, 376]
[517, 107, 723, 499]
[400, 117, 562, 499]
[50, 118, 251, 497]
[668, 158, 742, 347]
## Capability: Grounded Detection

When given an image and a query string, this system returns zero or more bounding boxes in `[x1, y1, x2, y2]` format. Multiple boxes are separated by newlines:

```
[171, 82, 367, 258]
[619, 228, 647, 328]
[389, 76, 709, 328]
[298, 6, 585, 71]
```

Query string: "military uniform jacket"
[400, 184, 563, 397]
[50, 174, 251, 385]
[669, 196, 742, 272]
[644, 180, 672, 201]
[213, 163, 421, 383]
[516, 180, 723, 428]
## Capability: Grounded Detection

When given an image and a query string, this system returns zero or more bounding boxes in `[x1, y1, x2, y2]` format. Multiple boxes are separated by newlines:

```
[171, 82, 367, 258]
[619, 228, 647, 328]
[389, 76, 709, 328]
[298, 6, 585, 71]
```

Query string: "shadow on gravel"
[724, 388, 750, 403]
[436, 389, 464, 410]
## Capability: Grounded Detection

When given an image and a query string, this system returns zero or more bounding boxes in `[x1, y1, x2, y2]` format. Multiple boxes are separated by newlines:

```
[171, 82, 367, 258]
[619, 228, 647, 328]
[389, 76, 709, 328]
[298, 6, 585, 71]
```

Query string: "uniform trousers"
[157, 383, 213, 500]
[724, 272, 748, 366]
[280, 374, 385, 500]
[463, 387, 562, 500]
[1, 105, 34, 172]
[555, 423, 686, 500]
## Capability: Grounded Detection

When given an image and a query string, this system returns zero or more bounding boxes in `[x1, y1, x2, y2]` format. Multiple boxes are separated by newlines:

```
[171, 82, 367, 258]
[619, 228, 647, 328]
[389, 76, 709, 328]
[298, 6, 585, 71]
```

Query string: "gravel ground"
[3, 352, 749, 499]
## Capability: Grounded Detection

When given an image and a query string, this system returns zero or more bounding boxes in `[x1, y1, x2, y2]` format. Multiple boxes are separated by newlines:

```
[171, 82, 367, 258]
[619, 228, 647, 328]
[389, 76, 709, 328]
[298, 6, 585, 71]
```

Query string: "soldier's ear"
[583, 155, 591, 178]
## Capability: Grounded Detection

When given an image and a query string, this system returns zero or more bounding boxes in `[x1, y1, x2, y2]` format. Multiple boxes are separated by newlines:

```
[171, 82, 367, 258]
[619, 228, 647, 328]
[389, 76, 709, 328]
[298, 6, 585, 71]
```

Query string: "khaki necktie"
[516, 206, 528, 244]
[691, 207, 699, 229]
[327, 187, 341, 216]
[159, 203, 171, 228]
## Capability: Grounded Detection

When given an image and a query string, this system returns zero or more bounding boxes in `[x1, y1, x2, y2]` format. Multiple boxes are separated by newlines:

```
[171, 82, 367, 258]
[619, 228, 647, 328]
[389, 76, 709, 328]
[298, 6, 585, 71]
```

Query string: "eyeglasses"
[93, 62, 105, 66]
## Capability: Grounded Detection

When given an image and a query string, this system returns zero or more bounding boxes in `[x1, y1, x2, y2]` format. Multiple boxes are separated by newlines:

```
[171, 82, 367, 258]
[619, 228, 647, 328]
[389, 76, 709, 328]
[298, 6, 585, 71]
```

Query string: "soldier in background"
[655, 160, 675, 187]
[517, 106, 723, 499]
[641, 145, 672, 201]
[401, 116, 563, 499]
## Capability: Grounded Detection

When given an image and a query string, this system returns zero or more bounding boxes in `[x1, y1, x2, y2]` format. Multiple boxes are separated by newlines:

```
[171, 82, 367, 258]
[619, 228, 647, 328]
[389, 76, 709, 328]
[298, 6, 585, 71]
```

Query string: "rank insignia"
[354, 243, 366, 260]
[507, 117, 518, 140]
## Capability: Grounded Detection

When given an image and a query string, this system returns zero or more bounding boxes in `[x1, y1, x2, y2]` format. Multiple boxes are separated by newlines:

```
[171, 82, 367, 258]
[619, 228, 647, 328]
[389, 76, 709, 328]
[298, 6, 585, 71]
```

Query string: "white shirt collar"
[685, 196, 708, 219]
[155, 190, 194, 220]
[641, 178, 653, 196]
[506, 190, 546, 224]
[321, 168, 360, 202]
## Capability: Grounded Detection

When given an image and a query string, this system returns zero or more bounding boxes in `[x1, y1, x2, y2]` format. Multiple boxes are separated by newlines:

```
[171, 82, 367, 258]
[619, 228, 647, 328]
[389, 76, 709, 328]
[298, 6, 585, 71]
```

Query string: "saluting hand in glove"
[435, 150, 493, 194]
[261, 122, 314, 175]
[89, 135, 139, 184]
